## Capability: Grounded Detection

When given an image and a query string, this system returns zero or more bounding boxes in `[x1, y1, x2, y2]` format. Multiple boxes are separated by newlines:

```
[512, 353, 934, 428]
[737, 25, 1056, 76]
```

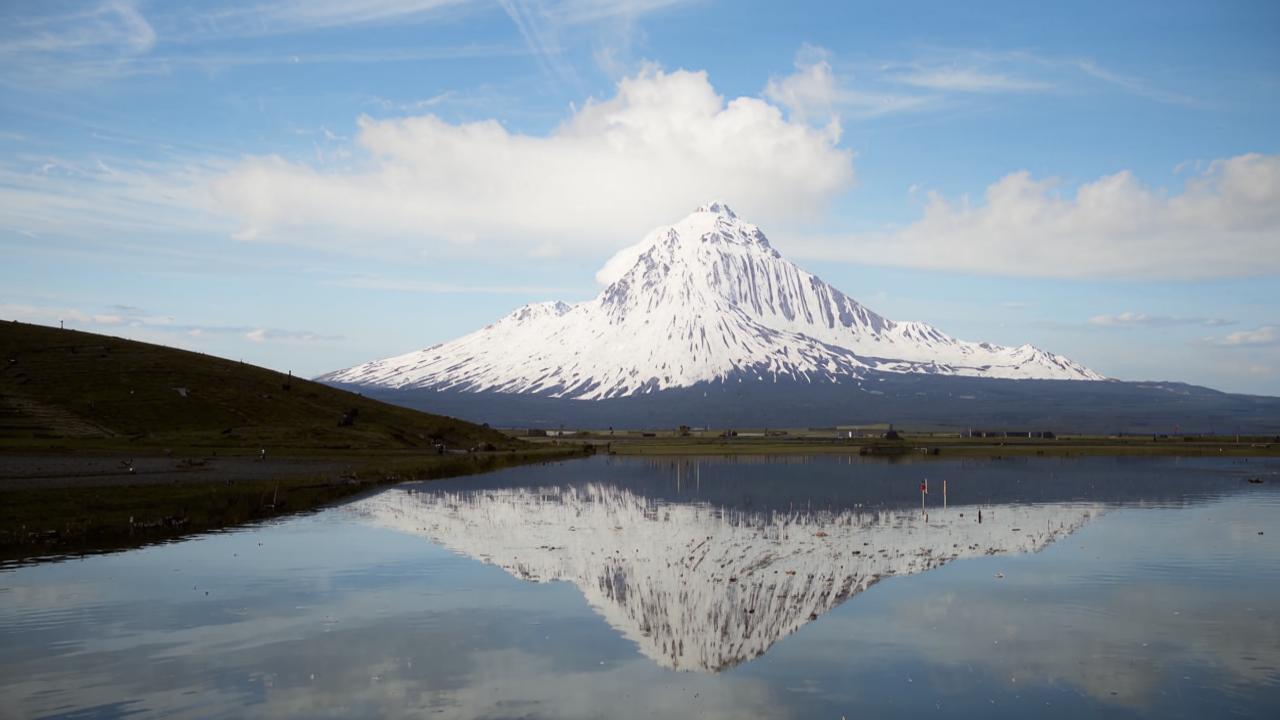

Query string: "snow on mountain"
[321, 202, 1103, 398]
[348, 482, 1100, 672]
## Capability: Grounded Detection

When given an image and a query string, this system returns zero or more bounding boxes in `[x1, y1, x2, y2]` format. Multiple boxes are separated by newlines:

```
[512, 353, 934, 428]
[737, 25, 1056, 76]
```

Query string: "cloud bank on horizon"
[796, 152, 1280, 280]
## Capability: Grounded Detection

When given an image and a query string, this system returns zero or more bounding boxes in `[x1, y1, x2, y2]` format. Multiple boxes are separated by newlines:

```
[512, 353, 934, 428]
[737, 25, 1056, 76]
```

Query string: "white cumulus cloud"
[210, 67, 854, 258]
[791, 153, 1280, 280]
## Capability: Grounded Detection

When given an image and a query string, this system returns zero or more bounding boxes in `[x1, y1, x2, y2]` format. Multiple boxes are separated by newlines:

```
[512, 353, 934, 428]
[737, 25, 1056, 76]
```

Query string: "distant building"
[970, 430, 1056, 439]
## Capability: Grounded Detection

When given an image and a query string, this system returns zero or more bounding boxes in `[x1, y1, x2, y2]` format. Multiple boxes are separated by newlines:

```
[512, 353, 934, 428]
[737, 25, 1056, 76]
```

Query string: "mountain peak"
[495, 300, 572, 326]
[694, 200, 736, 218]
[594, 201, 766, 287]
[322, 204, 1104, 398]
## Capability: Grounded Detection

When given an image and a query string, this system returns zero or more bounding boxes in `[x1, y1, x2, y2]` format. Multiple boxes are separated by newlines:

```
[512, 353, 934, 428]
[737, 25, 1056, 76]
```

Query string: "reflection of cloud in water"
[856, 582, 1280, 710]
[784, 495, 1280, 712]
[351, 483, 1100, 673]
[0, 594, 794, 720]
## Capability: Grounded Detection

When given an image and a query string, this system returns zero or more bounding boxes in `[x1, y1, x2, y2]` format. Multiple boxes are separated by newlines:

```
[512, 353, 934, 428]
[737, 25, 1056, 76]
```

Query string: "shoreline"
[535, 434, 1280, 459]
[0, 445, 590, 563]
[5, 433, 1277, 563]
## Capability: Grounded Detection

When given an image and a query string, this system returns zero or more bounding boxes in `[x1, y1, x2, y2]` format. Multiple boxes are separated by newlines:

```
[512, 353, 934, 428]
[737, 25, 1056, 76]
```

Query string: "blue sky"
[1, 0, 1277, 393]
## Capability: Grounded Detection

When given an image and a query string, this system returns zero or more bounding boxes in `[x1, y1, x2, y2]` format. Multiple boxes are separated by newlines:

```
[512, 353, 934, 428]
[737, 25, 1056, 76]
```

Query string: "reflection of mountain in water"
[352, 485, 1099, 673]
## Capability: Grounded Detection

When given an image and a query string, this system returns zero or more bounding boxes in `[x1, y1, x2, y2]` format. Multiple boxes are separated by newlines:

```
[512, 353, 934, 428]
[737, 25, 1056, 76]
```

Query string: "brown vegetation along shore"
[0, 446, 589, 563]
[0, 453, 350, 491]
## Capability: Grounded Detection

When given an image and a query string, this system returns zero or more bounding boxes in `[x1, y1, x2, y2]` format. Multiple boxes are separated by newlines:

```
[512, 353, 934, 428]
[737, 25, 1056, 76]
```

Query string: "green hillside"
[0, 320, 515, 452]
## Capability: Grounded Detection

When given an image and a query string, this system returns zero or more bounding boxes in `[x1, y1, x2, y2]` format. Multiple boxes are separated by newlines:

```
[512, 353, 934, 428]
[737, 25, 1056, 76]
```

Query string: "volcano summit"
[322, 203, 1101, 399]
[319, 204, 1280, 431]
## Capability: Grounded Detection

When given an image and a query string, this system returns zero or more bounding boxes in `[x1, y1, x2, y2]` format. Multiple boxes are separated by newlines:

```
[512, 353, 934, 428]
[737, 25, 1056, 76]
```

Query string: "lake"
[2, 455, 1278, 719]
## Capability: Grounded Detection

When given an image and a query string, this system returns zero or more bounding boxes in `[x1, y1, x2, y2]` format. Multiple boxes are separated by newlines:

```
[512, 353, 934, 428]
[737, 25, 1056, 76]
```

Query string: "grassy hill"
[0, 320, 515, 452]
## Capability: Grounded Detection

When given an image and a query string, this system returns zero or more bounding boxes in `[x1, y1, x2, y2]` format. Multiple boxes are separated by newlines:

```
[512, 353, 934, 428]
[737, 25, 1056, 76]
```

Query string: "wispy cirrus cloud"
[332, 275, 577, 295]
[908, 49, 1200, 107]
[497, 0, 577, 84]
[761, 45, 1202, 128]
[1073, 58, 1200, 108]
[50, 44, 530, 81]
[0, 1, 155, 57]
[553, 0, 691, 25]
[894, 67, 1049, 93]
[1089, 312, 1234, 328]
[162, 0, 473, 41]
[0, 303, 340, 344]
[2, 0, 684, 84]
[495, 0, 692, 85]
[764, 45, 934, 122]
[242, 327, 341, 343]
[183, 0, 682, 42]
[0, 151, 228, 242]
[1206, 326, 1279, 348]
[0, 303, 162, 328]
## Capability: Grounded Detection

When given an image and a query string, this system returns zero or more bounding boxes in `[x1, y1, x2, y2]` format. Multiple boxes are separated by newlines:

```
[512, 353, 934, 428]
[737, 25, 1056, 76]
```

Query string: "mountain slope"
[0, 321, 517, 450]
[347, 374, 1280, 434]
[320, 202, 1101, 399]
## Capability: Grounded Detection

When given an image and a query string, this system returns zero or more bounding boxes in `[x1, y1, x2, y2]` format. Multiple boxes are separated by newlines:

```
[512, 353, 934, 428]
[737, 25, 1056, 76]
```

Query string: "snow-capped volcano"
[321, 202, 1102, 398]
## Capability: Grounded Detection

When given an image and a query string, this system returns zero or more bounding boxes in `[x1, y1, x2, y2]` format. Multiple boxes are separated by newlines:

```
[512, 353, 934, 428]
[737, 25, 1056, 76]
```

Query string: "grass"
[0, 320, 594, 561]
[0, 320, 516, 452]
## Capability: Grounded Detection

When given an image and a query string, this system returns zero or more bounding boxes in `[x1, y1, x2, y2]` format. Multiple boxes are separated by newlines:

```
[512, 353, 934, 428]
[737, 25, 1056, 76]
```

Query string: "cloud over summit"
[212, 67, 854, 258]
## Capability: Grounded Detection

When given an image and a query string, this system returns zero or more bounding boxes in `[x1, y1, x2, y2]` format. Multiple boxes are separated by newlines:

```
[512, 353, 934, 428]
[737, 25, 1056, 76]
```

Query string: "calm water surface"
[2, 455, 1278, 719]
